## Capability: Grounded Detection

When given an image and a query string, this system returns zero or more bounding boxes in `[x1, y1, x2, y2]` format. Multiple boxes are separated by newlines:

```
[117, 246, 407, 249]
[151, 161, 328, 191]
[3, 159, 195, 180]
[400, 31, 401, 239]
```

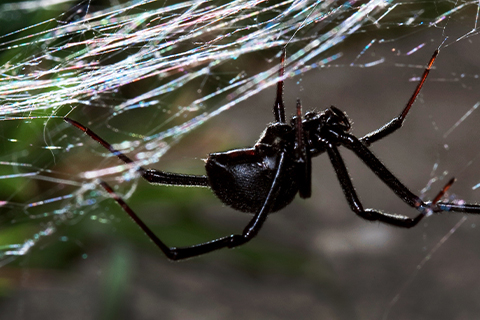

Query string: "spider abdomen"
[206, 148, 298, 213]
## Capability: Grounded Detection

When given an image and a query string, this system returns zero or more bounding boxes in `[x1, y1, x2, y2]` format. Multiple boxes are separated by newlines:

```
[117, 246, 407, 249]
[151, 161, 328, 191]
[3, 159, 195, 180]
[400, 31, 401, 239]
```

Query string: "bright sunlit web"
[0, 0, 479, 271]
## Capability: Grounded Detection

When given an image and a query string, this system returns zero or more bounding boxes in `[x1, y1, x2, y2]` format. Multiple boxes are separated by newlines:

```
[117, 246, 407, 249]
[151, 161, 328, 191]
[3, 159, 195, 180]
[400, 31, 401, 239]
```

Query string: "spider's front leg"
[273, 49, 287, 123]
[293, 99, 312, 198]
[330, 130, 480, 226]
[326, 142, 426, 228]
[360, 50, 438, 147]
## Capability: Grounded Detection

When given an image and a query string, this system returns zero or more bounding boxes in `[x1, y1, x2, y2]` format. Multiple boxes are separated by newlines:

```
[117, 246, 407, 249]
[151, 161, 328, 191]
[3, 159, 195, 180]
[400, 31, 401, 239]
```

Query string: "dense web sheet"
[0, 0, 478, 268]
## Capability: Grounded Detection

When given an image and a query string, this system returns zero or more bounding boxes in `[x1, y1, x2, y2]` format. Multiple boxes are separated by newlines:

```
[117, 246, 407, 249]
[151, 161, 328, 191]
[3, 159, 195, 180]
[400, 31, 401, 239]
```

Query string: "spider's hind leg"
[360, 50, 438, 147]
[99, 152, 288, 260]
[64, 117, 209, 187]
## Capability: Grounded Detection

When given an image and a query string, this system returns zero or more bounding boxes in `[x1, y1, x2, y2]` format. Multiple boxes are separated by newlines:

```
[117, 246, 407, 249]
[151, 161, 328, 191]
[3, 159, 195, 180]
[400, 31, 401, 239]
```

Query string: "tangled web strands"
[2, 0, 405, 119]
[0, 0, 478, 263]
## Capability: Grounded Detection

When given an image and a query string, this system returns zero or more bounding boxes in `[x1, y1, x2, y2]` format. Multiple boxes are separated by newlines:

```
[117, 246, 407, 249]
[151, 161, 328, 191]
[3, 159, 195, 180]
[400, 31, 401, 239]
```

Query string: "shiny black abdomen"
[205, 148, 298, 213]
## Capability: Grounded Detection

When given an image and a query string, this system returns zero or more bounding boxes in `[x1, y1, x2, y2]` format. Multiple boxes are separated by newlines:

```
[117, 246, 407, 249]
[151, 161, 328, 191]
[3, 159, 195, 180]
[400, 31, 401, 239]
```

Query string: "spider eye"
[329, 106, 351, 130]
[304, 111, 317, 120]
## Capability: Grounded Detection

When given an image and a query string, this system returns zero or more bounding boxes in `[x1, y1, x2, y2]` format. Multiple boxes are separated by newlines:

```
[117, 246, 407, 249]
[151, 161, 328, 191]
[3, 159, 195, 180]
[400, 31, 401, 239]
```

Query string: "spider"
[65, 50, 480, 260]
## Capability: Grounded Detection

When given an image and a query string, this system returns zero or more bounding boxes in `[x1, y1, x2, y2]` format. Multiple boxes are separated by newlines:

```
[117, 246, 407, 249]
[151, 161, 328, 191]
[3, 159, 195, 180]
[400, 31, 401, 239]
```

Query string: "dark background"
[0, 1, 480, 320]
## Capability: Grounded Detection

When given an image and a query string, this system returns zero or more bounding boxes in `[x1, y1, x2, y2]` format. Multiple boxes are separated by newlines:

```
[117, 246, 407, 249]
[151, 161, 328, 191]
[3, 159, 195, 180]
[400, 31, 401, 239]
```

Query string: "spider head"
[302, 106, 351, 133]
[319, 106, 351, 131]
[301, 107, 352, 156]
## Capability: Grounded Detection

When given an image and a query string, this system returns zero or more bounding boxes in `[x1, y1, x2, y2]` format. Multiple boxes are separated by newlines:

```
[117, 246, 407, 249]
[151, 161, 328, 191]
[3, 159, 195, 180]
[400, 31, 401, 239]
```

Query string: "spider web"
[0, 0, 480, 319]
[0, 0, 410, 261]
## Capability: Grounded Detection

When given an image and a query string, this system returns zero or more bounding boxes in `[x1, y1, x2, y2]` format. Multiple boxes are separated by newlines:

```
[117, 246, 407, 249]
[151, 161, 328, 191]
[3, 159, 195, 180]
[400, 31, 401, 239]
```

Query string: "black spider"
[65, 50, 480, 260]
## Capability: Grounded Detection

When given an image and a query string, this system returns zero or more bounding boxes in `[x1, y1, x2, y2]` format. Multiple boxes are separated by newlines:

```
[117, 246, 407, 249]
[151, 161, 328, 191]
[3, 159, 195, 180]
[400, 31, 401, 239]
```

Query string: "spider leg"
[427, 180, 480, 214]
[337, 132, 425, 208]
[273, 49, 287, 123]
[294, 99, 312, 198]
[326, 143, 425, 227]
[100, 152, 287, 260]
[360, 50, 438, 147]
[64, 117, 209, 187]
[433, 202, 480, 214]
[332, 131, 480, 223]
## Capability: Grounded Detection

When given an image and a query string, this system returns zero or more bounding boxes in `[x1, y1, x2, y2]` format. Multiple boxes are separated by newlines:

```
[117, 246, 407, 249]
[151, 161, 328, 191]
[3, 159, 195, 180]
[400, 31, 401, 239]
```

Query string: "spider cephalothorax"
[300, 106, 352, 156]
[65, 49, 480, 261]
